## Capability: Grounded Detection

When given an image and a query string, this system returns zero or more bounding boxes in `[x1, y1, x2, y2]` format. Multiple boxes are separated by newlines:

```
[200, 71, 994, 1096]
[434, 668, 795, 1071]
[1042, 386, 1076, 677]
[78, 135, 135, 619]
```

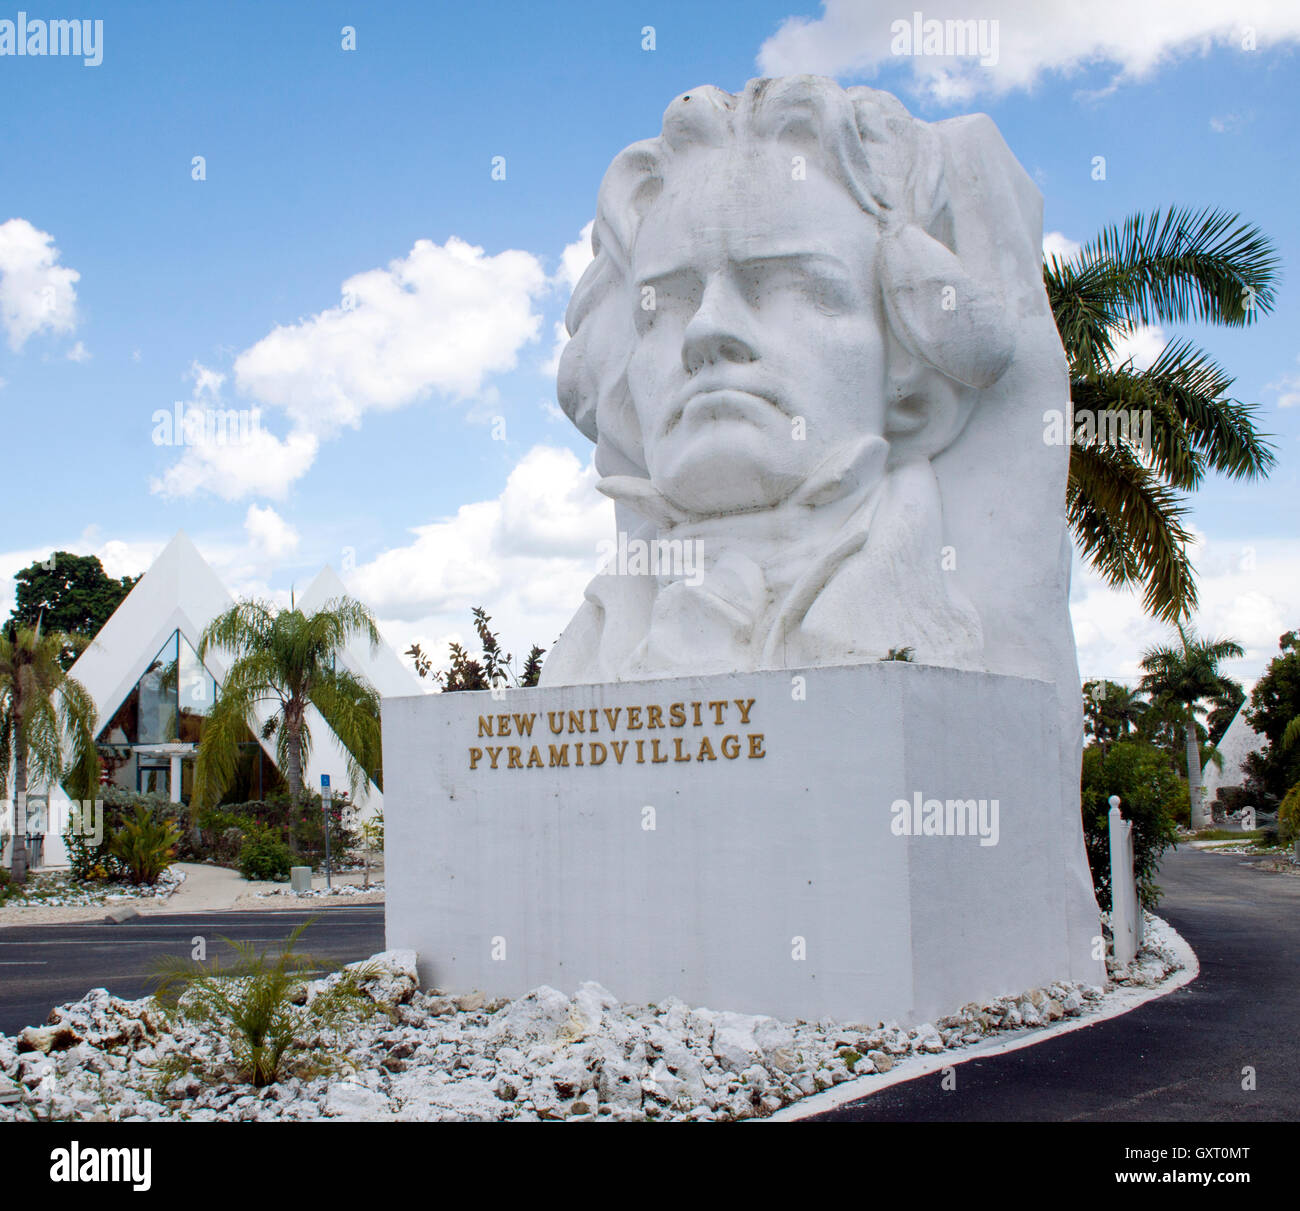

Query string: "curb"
[768, 915, 1200, 1122]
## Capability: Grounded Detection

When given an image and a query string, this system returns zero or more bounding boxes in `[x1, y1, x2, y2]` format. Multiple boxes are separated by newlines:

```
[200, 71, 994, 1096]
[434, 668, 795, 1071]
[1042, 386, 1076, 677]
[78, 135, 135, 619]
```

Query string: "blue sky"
[1, 0, 1297, 687]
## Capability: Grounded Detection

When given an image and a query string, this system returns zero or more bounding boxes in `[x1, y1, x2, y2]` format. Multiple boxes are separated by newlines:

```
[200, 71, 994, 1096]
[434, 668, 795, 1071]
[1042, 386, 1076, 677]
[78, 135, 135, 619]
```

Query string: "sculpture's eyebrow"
[634, 250, 852, 288]
[734, 251, 852, 278]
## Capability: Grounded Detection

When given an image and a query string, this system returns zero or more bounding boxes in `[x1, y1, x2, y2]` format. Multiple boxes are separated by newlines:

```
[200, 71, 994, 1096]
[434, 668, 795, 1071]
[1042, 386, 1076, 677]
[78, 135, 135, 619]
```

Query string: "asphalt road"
[0, 907, 385, 1035]
[807, 845, 1300, 1121]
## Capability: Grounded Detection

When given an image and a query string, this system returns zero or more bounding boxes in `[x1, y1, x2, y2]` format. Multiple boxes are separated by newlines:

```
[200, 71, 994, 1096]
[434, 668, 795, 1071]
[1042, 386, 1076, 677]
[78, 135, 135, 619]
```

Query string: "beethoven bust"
[542, 77, 1022, 685]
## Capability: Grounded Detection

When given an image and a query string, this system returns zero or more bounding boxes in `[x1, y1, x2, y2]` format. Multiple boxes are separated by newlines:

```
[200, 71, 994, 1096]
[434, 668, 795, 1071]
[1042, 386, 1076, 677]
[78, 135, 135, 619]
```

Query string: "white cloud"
[346, 444, 613, 673]
[150, 426, 319, 502]
[1107, 324, 1166, 373]
[1042, 231, 1081, 263]
[757, 1, 1300, 102]
[66, 340, 90, 363]
[1071, 531, 1300, 690]
[150, 363, 318, 501]
[0, 218, 79, 351]
[1265, 356, 1300, 408]
[244, 504, 300, 562]
[234, 236, 548, 437]
[556, 220, 595, 294]
[541, 221, 594, 377]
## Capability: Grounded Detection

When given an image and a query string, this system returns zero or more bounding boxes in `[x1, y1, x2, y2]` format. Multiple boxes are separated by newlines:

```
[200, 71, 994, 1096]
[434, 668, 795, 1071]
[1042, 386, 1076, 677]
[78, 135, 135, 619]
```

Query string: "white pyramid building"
[1203, 704, 1267, 808]
[13, 531, 417, 867]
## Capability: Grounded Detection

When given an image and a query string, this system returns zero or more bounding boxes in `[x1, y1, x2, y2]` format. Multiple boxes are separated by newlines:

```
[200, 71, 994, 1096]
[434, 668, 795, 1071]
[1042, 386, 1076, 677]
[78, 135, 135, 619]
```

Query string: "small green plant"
[882, 647, 914, 662]
[150, 920, 381, 1088]
[838, 1047, 863, 1072]
[358, 811, 384, 889]
[237, 821, 293, 881]
[108, 805, 181, 885]
[1279, 783, 1300, 845]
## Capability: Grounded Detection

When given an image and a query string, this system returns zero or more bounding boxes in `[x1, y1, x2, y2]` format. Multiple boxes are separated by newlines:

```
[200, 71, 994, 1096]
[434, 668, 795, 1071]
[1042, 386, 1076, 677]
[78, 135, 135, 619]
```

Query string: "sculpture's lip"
[678, 387, 781, 426]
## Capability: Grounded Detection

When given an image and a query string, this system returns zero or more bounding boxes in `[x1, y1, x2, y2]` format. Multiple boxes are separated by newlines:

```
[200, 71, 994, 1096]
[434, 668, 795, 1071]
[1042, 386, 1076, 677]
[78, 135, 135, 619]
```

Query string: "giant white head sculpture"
[543, 77, 1070, 687]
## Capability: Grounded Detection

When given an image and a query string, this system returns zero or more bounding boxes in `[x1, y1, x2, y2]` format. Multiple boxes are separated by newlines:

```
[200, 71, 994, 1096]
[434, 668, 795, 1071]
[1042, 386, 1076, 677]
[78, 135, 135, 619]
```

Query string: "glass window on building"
[96, 630, 218, 747]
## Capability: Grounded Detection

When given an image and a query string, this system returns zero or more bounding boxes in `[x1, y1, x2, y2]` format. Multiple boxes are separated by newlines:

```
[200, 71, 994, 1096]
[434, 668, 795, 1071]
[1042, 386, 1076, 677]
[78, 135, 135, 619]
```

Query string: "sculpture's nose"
[681, 273, 757, 375]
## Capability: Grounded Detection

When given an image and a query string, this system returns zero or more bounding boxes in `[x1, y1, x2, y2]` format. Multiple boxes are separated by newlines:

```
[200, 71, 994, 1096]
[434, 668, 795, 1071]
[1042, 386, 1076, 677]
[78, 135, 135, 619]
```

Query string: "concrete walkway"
[0, 861, 384, 925]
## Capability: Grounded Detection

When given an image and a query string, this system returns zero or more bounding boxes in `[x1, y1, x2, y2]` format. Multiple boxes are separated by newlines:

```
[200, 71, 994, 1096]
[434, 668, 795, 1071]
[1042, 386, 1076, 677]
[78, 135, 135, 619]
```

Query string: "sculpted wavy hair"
[557, 76, 1015, 484]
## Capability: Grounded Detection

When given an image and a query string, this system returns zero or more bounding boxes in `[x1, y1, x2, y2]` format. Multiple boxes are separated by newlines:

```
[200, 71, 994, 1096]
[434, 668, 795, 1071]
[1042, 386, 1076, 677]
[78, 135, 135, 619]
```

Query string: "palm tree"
[0, 621, 99, 883]
[1045, 207, 1278, 622]
[1083, 680, 1149, 753]
[1139, 624, 1245, 828]
[193, 597, 383, 810]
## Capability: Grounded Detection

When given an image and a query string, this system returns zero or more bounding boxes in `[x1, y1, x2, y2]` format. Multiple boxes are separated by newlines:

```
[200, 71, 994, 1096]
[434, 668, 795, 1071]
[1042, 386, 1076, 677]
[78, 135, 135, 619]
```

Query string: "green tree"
[9, 553, 139, 667]
[1241, 629, 1300, 808]
[193, 597, 383, 811]
[0, 622, 99, 883]
[1080, 740, 1181, 910]
[1083, 680, 1148, 751]
[1206, 680, 1246, 748]
[1045, 208, 1278, 623]
[1139, 624, 1245, 828]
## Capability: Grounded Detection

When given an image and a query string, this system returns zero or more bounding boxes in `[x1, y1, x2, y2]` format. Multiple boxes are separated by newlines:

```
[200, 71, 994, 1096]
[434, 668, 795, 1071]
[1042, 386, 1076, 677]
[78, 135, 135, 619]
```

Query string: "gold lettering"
[669, 702, 686, 728]
[590, 741, 607, 765]
[708, 700, 727, 725]
[673, 737, 691, 762]
[650, 738, 668, 763]
[513, 713, 536, 736]
[547, 711, 565, 734]
[589, 708, 598, 733]
[527, 745, 544, 768]
[627, 706, 643, 730]
[635, 739, 646, 764]
[734, 698, 756, 725]
[575, 742, 584, 766]
[697, 736, 717, 761]
[507, 746, 523, 769]
[692, 701, 703, 727]
[603, 707, 622, 731]
[497, 713, 512, 737]
[748, 733, 766, 759]
[721, 734, 741, 759]
[567, 710, 586, 733]
[646, 704, 664, 729]
[477, 716, 494, 738]
[610, 741, 628, 764]
[549, 744, 569, 767]
[486, 746, 502, 769]
[469, 747, 483, 769]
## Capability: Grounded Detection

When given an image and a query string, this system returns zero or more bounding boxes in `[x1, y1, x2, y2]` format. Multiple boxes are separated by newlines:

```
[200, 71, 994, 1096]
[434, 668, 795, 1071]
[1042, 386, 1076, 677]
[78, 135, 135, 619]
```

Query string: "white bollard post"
[1108, 796, 1142, 966]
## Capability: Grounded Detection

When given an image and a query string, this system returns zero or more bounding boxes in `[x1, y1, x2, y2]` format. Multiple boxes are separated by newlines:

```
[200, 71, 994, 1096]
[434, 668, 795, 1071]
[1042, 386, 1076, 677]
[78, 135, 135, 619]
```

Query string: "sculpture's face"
[626, 144, 888, 517]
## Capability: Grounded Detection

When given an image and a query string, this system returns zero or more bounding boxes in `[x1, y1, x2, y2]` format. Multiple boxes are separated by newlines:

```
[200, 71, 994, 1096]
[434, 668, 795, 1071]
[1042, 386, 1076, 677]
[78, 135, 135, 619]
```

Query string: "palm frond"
[1067, 441, 1197, 623]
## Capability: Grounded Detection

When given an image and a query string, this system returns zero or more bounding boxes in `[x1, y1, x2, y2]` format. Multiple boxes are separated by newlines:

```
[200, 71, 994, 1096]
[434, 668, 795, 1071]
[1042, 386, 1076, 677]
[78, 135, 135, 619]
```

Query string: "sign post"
[321, 774, 332, 890]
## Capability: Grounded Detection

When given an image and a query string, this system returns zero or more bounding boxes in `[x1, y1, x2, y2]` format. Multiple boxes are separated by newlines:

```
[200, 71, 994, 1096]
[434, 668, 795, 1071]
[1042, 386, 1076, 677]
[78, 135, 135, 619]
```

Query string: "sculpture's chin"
[650, 429, 801, 517]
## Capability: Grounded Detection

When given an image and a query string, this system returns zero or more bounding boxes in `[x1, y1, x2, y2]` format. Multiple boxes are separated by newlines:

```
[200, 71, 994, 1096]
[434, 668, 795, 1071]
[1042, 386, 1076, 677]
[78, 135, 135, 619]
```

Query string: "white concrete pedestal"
[383, 662, 1103, 1023]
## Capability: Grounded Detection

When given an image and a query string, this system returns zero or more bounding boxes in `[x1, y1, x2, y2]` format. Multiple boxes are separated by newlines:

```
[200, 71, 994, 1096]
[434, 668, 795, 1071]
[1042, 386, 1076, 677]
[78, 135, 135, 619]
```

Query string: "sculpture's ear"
[883, 343, 969, 465]
[879, 223, 1014, 390]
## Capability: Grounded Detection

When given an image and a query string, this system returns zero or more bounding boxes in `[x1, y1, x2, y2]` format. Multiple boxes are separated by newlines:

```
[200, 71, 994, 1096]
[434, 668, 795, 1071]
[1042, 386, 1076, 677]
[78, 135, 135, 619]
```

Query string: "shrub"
[64, 786, 177, 882]
[237, 822, 293, 882]
[1080, 740, 1181, 911]
[1279, 783, 1300, 846]
[108, 805, 182, 885]
[150, 920, 381, 1088]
